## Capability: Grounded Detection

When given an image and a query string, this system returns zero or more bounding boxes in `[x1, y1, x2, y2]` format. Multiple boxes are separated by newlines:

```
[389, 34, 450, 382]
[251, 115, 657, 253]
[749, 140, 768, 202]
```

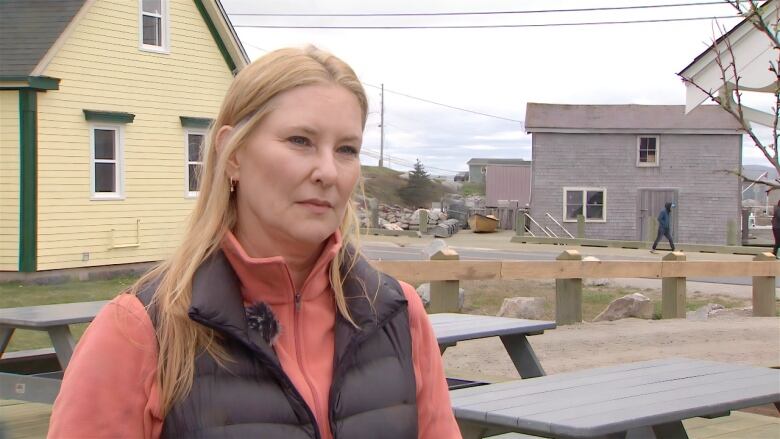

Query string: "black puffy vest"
[137, 250, 418, 439]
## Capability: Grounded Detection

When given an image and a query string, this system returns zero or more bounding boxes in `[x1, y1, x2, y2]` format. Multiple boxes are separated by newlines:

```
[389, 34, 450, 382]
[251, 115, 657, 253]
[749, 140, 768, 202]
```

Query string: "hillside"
[360, 166, 454, 207]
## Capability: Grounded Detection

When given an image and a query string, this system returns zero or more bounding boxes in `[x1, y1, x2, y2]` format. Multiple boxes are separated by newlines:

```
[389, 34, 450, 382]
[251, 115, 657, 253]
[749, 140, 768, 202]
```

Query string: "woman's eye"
[338, 145, 359, 156]
[288, 136, 310, 146]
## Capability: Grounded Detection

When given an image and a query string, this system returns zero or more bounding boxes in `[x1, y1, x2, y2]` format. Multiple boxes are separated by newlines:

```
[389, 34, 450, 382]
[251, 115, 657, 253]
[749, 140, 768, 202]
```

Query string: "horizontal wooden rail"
[373, 260, 780, 283]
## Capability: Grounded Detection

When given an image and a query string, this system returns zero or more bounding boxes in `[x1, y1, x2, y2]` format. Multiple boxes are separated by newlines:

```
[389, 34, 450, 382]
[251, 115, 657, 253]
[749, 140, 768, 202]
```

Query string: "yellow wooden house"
[0, 0, 248, 273]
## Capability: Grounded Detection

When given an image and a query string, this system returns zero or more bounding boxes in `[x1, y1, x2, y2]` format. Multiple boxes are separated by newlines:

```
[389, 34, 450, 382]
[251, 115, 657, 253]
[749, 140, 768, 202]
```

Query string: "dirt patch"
[445, 286, 780, 418]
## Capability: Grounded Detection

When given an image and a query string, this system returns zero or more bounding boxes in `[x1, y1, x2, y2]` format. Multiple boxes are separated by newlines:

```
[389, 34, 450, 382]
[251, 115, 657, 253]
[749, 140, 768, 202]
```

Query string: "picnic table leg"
[456, 420, 512, 439]
[48, 325, 76, 369]
[0, 327, 14, 357]
[499, 333, 546, 378]
[650, 421, 688, 439]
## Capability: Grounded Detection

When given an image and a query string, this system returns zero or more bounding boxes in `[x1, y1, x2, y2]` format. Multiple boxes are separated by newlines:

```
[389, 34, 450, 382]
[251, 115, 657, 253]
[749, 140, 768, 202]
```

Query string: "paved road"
[362, 243, 755, 287]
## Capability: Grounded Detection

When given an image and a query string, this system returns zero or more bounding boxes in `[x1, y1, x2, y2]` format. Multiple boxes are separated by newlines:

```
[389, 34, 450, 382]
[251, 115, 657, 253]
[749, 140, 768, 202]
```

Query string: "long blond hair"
[130, 46, 368, 416]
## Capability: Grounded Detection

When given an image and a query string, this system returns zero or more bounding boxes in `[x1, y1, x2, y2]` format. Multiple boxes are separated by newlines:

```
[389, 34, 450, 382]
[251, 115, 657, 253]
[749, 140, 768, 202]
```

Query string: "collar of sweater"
[221, 230, 342, 306]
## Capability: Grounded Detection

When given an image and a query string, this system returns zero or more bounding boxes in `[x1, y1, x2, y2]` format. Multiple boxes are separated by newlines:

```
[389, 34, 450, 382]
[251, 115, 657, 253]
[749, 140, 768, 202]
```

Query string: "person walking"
[772, 200, 780, 257]
[651, 202, 675, 253]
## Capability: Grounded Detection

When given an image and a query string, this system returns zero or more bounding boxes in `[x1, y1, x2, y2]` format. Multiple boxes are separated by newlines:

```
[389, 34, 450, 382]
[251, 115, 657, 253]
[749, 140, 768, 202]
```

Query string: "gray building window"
[564, 188, 606, 222]
[637, 136, 660, 167]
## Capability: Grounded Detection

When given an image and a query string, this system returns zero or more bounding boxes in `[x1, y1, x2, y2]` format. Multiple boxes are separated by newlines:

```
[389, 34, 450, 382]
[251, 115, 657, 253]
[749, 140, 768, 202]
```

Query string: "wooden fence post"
[369, 199, 379, 229]
[429, 248, 461, 313]
[752, 252, 776, 317]
[576, 214, 585, 239]
[515, 211, 525, 237]
[419, 209, 429, 234]
[661, 252, 687, 319]
[726, 220, 737, 247]
[555, 250, 582, 325]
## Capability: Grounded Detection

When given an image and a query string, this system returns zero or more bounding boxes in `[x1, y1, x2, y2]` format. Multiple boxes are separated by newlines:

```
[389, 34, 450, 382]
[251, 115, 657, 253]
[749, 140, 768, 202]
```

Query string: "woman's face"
[229, 84, 363, 254]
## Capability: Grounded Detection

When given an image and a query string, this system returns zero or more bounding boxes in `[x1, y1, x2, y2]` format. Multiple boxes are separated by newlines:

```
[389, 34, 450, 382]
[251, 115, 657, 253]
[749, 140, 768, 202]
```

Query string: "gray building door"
[638, 189, 679, 241]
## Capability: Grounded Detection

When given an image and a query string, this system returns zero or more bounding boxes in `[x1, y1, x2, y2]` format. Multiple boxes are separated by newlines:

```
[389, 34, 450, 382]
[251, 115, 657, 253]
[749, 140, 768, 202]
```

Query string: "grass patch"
[460, 182, 485, 196]
[0, 276, 139, 352]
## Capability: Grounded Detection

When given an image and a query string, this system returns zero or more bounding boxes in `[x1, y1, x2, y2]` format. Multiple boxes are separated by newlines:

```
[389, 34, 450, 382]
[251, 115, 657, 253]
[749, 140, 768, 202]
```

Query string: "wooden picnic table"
[451, 357, 780, 439]
[0, 301, 555, 403]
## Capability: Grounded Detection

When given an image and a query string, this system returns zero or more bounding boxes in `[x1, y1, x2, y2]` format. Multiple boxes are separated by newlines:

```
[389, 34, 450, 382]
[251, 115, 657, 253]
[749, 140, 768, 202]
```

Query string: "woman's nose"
[311, 151, 339, 185]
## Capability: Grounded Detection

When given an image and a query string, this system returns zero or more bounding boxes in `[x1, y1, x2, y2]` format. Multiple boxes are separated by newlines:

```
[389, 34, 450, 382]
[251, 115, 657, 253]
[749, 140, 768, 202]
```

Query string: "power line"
[363, 82, 523, 123]
[230, 2, 727, 17]
[361, 148, 461, 173]
[232, 15, 739, 30]
[240, 43, 522, 124]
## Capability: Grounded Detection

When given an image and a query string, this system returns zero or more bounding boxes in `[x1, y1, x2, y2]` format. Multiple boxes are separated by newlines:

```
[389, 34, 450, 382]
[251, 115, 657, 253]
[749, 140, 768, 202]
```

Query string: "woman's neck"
[233, 227, 325, 291]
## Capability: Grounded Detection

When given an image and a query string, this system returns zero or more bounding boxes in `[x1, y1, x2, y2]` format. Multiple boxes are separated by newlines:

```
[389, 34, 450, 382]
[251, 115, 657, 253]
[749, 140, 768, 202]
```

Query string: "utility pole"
[379, 83, 384, 168]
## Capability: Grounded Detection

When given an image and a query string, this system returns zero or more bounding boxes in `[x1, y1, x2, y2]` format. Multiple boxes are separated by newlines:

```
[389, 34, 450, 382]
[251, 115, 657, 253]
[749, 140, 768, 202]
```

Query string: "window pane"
[94, 129, 115, 160]
[143, 15, 162, 46]
[188, 134, 204, 161]
[142, 0, 162, 14]
[565, 190, 584, 220]
[95, 163, 116, 193]
[646, 151, 656, 163]
[586, 191, 603, 205]
[639, 149, 648, 162]
[188, 164, 201, 192]
[586, 190, 604, 220]
[586, 205, 604, 219]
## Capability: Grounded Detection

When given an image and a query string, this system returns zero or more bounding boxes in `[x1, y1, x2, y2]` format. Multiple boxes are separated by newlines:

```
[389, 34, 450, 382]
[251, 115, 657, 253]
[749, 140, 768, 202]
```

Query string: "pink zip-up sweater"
[48, 232, 461, 439]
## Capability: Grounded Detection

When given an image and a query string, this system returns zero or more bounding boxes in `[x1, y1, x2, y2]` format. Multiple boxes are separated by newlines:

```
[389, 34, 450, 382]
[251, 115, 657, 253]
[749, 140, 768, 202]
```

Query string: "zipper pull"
[294, 291, 302, 311]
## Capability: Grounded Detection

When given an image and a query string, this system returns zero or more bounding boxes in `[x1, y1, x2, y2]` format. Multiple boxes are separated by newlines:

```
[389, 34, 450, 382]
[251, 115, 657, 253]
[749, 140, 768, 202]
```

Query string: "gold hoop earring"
[230, 178, 236, 193]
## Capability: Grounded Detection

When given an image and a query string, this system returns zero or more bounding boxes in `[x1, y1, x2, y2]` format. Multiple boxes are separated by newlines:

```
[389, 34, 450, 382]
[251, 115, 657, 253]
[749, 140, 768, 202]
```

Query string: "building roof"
[0, 0, 249, 79]
[525, 103, 743, 133]
[467, 158, 531, 166]
[0, 0, 87, 76]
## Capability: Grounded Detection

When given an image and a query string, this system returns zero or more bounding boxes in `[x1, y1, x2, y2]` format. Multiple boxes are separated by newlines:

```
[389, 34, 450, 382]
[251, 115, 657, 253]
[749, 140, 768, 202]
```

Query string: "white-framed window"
[139, 0, 168, 52]
[563, 187, 606, 222]
[185, 130, 206, 197]
[637, 136, 659, 167]
[90, 125, 124, 200]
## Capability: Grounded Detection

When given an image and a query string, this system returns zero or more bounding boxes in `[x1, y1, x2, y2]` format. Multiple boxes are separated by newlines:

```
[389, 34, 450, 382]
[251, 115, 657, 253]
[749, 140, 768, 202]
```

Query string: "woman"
[49, 46, 460, 439]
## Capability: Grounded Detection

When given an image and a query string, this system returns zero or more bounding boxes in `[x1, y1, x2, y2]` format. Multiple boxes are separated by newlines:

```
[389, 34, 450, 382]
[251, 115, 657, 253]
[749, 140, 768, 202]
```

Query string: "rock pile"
[355, 202, 451, 231]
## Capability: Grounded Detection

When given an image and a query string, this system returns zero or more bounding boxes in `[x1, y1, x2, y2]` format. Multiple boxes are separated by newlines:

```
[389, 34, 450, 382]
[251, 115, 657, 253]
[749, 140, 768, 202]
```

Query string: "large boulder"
[497, 297, 545, 320]
[593, 293, 654, 322]
[415, 283, 464, 310]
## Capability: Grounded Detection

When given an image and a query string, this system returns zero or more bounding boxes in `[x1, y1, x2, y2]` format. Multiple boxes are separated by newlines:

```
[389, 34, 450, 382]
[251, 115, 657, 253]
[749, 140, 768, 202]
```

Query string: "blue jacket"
[658, 209, 670, 230]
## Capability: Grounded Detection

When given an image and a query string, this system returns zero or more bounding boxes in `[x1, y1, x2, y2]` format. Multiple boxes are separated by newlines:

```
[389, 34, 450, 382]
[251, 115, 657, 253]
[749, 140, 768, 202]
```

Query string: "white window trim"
[90, 124, 125, 200]
[562, 187, 607, 223]
[636, 135, 660, 167]
[185, 129, 206, 198]
[138, 0, 170, 54]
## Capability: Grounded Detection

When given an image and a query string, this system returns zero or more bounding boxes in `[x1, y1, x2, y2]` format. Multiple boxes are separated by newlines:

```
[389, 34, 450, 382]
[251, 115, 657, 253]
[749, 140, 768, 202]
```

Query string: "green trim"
[193, 0, 237, 73]
[83, 109, 135, 124]
[180, 116, 214, 129]
[0, 76, 60, 91]
[18, 90, 37, 272]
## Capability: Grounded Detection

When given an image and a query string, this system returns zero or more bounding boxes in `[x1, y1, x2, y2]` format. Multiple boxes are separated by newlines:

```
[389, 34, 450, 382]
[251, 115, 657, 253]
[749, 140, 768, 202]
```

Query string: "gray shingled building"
[525, 103, 743, 245]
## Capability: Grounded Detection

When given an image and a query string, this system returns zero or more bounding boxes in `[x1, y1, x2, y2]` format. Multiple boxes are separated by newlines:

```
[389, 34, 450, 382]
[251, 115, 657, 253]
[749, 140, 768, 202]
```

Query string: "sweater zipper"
[293, 289, 326, 437]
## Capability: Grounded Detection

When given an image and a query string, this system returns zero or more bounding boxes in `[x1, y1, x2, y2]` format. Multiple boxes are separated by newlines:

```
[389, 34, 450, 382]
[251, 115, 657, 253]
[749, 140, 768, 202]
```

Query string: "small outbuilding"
[525, 103, 742, 245]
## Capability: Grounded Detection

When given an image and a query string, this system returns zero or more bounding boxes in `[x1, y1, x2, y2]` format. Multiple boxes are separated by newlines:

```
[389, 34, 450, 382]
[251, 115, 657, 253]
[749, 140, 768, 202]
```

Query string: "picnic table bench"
[451, 357, 780, 439]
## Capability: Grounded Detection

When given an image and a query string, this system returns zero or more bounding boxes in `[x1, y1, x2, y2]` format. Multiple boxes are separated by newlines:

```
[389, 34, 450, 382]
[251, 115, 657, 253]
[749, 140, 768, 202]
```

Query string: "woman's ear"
[215, 125, 240, 179]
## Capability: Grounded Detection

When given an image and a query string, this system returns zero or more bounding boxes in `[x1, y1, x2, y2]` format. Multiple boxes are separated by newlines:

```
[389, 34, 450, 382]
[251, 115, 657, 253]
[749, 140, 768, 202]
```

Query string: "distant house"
[0, 0, 248, 273]
[485, 163, 532, 208]
[525, 103, 742, 245]
[466, 158, 529, 184]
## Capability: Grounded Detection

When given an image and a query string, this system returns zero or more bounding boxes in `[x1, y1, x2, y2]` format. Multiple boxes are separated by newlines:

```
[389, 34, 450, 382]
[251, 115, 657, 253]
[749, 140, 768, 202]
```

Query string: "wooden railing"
[372, 249, 779, 324]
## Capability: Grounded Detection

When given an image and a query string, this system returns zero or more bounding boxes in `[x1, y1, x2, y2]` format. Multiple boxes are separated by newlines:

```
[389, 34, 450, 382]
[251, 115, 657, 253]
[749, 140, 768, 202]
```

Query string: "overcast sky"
[220, 0, 772, 174]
